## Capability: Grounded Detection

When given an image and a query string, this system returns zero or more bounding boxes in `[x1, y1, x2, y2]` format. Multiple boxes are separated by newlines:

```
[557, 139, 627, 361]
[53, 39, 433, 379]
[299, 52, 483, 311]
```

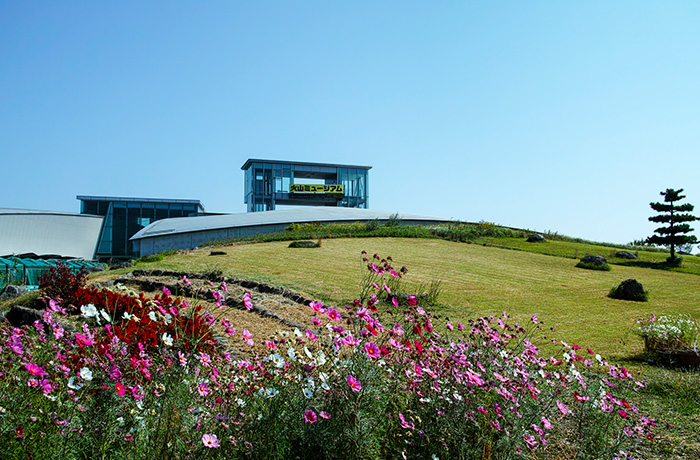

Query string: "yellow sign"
[290, 184, 344, 194]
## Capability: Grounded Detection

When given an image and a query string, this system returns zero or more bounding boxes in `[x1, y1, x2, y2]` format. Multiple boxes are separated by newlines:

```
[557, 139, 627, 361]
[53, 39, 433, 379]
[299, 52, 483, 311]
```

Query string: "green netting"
[0, 258, 105, 291]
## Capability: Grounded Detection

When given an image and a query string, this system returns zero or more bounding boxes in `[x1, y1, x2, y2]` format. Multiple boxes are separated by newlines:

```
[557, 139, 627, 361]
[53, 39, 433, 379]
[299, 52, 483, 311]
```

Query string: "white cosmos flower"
[270, 353, 285, 368]
[81, 304, 98, 317]
[148, 311, 157, 322]
[123, 312, 133, 321]
[79, 367, 93, 381]
[303, 388, 313, 399]
[100, 309, 111, 323]
[162, 332, 173, 346]
[287, 347, 297, 362]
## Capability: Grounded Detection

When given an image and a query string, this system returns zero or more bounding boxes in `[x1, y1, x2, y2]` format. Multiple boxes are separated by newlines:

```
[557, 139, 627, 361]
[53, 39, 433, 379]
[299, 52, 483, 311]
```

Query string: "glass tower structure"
[241, 159, 371, 212]
[78, 196, 205, 259]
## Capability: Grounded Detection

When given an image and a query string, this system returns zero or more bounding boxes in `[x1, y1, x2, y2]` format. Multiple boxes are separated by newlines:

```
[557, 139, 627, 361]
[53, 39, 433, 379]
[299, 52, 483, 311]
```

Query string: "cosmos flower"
[202, 433, 220, 448]
[304, 410, 317, 424]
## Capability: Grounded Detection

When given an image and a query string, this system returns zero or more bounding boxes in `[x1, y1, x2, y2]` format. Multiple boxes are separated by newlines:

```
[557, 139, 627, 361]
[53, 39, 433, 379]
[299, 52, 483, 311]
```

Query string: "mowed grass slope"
[139, 237, 700, 359]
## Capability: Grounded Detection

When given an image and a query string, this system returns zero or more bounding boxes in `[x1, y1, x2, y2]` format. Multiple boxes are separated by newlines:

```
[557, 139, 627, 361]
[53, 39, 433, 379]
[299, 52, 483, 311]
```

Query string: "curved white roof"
[131, 208, 451, 240]
[0, 209, 104, 259]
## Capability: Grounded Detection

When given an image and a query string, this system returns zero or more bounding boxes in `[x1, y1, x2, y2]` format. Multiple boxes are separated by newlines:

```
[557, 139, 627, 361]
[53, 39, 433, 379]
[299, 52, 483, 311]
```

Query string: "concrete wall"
[132, 219, 444, 257]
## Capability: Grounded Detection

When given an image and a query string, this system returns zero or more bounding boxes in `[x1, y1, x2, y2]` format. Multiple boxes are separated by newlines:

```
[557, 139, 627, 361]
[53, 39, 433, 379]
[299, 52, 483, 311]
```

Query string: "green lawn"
[140, 237, 700, 360]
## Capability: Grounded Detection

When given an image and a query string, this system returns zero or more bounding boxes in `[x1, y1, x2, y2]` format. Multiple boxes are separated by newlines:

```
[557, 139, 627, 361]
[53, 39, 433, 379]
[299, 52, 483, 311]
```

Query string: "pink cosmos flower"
[198, 382, 210, 396]
[347, 374, 361, 392]
[115, 381, 126, 397]
[312, 317, 322, 326]
[541, 416, 553, 430]
[265, 340, 277, 350]
[408, 295, 417, 306]
[391, 297, 399, 307]
[202, 433, 220, 448]
[131, 385, 143, 401]
[310, 301, 325, 313]
[363, 342, 381, 359]
[327, 308, 342, 321]
[340, 334, 360, 346]
[383, 282, 391, 294]
[319, 411, 330, 419]
[243, 291, 253, 310]
[242, 329, 254, 346]
[27, 378, 38, 388]
[199, 353, 211, 367]
[75, 333, 93, 347]
[304, 409, 317, 424]
[399, 413, 414, 429]
[556, 400, 569, 415]
[162, 286, 171, 296]
[305, 330, 318, 341]
[25, 362, 46, 377]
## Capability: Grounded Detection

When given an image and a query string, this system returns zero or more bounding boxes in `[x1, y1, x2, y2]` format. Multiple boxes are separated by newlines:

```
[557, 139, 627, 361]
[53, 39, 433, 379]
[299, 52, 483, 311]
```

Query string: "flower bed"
[0, 253, 658, 459]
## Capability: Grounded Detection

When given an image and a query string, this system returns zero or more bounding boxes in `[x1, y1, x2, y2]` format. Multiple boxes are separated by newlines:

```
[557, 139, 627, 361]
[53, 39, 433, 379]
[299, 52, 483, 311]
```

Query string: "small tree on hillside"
[647, 188, 698, 262]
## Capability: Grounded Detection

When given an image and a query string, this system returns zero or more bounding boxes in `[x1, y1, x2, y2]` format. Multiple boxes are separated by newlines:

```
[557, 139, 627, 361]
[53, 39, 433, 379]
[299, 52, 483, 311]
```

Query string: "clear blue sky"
[2, 2, 699, 246]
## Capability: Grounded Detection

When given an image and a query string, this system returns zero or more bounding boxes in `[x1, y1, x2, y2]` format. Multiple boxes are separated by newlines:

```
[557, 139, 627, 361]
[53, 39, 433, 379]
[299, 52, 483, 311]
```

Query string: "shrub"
[666, 255, 683, 267]
[634, 314, 700, 353]
[38, 262, 89, 309]
[576, 261, 612, 271]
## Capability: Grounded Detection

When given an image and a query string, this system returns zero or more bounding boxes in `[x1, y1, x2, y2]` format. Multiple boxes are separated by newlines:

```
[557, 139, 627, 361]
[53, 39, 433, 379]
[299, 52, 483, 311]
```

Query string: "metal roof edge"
[241, 158, 373, 171]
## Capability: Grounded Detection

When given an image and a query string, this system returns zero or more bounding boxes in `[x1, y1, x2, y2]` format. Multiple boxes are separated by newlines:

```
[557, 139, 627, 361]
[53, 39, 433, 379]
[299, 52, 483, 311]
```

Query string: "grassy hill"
[121, 235, 700, 457]
[131, 237, 700, 360]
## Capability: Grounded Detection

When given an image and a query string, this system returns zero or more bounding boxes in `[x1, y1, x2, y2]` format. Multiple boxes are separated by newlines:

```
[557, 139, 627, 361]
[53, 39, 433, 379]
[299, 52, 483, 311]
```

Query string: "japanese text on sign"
[289, 184, 344, 194]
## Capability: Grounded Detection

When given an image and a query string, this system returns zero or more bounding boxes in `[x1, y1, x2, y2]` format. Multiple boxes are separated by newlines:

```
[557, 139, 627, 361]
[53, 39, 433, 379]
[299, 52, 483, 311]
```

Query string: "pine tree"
[647, 188, 698, 261]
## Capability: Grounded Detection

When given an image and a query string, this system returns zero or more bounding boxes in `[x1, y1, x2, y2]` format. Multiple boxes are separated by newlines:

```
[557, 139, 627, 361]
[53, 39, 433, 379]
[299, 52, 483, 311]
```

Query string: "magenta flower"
[391, 297, 399, 307]
[326, 308, 342, 321]
[115, 381, 126, 397]
[162, 286, 171, 296]
[25, 362, 46, 377]
[312, 316, 322, 326]
[399, 413, 414, 429]
[310, 301, 325, 313]
[131, 385, 143, 401]
[202, 433, 220, 448]
[363, 342, 381, 359]
[305, 330, 318, 341]
[408, 295, 417, 306]
[304, 409, 317, 424]
[347, 374, 362, 392]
